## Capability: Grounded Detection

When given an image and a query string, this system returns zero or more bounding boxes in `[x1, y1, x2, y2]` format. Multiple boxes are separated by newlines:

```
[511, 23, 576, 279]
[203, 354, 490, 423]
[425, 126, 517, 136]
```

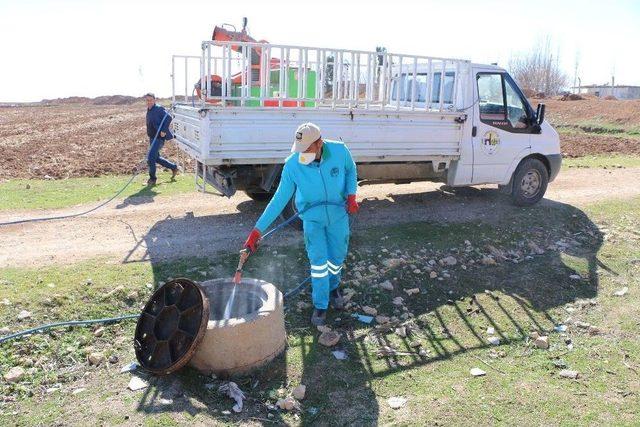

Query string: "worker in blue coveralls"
[144, 93, 178, 186]
[243, 122, 359, 326]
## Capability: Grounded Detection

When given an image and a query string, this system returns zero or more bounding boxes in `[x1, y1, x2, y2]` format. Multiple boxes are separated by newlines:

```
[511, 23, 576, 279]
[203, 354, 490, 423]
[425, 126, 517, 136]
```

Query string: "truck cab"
[470, 65, 561, 203]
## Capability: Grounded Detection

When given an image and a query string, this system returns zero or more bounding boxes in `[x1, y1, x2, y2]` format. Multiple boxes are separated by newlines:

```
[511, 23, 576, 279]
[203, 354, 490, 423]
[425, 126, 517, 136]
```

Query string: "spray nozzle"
[233, 249, 250, 284]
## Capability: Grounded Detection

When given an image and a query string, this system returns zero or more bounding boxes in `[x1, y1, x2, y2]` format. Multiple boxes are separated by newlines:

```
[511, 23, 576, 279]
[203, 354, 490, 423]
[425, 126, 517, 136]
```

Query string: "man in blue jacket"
[145, 93, 178, 186]
[243, 122, 359, 326]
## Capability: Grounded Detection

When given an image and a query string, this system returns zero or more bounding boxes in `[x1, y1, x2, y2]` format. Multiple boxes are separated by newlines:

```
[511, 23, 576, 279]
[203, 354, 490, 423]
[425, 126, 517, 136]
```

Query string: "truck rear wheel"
[244, 190, 273, 202]
[510, 158, 549, 206]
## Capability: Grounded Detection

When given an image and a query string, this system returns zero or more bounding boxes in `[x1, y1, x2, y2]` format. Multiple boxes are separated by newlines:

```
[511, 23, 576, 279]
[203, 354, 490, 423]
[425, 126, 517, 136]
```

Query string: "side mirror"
[536, 103, 546, 125]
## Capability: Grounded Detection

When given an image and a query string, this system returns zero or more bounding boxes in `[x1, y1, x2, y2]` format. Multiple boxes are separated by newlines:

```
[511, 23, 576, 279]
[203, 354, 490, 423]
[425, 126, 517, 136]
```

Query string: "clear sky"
[1, 0, 638, 102]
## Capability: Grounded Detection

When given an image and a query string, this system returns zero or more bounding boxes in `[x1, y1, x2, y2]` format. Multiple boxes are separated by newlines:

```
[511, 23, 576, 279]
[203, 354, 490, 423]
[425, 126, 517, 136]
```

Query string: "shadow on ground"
[116, 186, 159, 209]
[130, 187, 604, 424]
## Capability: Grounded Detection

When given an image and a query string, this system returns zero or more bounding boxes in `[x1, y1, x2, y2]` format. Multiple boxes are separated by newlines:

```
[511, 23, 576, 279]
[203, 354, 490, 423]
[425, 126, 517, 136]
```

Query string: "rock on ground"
[440, 256, 457, 266]
[277, 396, 297, 410]
[470, 367, 486, 376]
[613, 287, 628, 297]
[533, 336, 549, 349]
[382, 258, 404, 268]
[88, 352, 105, 366]
[292, 384, 306, 400]
[488, 336, 500, 346]
[128, 375, 149, 391]
[481, 256, 497, 266]
[559, 369, 579, 379]
[361, 306, 378, 316]
[17, 310, 31, 320]
[387, 396, 407, 409]
[375, 315, 390, 324]
[4, 366, 25, 383]
[379, 280, 394, 291]
[392, 297, 404, 306]
[318, 331, 340, 347]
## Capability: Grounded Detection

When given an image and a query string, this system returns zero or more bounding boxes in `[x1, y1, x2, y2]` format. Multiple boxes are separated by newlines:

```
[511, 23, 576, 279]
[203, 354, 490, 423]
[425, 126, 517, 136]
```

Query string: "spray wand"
[233, 248, 251, 284]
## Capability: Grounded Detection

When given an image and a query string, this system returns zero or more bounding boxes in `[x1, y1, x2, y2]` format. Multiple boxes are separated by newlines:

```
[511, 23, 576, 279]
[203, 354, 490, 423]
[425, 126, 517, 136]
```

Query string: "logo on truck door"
[481, 131, 500, 155]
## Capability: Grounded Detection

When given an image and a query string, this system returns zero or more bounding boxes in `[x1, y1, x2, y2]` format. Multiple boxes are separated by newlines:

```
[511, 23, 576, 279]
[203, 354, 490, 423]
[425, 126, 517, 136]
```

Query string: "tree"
[508, 37, 568, 96]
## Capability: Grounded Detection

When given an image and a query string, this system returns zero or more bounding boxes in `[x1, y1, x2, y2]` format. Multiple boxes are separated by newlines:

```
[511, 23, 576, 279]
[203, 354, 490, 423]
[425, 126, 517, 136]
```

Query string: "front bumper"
[547, 154, 562, 182]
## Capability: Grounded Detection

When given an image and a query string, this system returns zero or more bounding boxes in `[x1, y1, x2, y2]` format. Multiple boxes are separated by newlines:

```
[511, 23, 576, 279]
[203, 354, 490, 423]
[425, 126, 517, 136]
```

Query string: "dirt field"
[541, 96, 640, 128]
[1, 97, 639, 179]
[0, 102, 192, 180]
[541, 96, 640, 157]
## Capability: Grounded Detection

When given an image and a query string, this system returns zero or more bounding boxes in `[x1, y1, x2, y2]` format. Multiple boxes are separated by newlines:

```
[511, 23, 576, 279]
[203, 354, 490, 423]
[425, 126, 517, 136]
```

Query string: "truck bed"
[173, 105, 464, 166]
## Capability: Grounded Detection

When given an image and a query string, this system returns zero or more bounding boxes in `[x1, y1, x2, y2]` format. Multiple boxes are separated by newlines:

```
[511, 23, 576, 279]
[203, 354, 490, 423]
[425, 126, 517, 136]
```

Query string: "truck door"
[472, 72, 534, 184]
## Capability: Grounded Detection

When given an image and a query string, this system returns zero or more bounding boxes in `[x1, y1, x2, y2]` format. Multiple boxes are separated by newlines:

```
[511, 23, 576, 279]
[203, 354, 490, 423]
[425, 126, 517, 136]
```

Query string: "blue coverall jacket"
[255, 140, 358, 309]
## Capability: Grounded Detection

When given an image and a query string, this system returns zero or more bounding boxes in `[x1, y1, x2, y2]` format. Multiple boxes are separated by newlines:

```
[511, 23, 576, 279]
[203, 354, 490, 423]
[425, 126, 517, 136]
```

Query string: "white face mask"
[298, 152, 316, 165]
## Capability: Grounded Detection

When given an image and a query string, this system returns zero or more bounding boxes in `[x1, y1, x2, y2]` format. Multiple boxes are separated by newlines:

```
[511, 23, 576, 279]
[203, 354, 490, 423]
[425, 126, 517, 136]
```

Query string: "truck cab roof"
[470, 63, 506, 72]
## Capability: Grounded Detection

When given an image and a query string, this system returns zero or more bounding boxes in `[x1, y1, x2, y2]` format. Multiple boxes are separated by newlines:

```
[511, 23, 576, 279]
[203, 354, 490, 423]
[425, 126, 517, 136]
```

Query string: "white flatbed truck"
[169, 41, 561, 215]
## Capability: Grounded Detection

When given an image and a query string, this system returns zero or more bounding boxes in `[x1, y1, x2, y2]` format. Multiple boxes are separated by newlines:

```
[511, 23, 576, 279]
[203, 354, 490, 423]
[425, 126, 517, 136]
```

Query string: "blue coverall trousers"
[303, 213, 350, 309]
[147, 138, 176, 180]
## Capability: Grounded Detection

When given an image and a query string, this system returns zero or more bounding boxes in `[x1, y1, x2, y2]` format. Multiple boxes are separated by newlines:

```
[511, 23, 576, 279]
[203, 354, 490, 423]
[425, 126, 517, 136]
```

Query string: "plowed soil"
[0, 97, 639, 179]
[0, 103, 192, 180]
[543, 96, 640, 127]
[542, 95, 640, 157]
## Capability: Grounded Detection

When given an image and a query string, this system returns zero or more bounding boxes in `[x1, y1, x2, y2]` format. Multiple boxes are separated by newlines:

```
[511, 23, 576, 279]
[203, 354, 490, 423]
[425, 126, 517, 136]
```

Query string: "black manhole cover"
[134, 278, 209, 375]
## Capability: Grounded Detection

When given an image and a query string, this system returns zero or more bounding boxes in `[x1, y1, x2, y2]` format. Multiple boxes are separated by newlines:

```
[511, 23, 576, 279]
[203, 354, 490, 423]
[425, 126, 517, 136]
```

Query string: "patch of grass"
[0, 170, 194, 211]
[1, 196, 639, 425]
[557, 120, 640, 137]
[562, 154, 640, 169]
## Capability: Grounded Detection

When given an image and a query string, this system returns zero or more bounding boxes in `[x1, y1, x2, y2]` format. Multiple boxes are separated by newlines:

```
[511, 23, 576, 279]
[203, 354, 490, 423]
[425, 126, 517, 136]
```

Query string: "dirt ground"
[541, 96, 640, 157]
[559, 131, 640, 157]
[541, 96, 640, 128]
[1, 97, 639, 179]
[1, 167, 638, 268]
[0, 103, 193, 180]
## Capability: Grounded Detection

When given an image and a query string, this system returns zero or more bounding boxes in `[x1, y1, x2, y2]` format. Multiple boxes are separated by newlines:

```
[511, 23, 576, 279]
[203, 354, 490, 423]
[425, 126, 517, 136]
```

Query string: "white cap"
[291, 122, 321, 152]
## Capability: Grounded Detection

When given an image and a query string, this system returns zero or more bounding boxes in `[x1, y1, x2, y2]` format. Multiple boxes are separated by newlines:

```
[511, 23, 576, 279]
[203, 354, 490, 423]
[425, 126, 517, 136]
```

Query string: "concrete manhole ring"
[189, 278, 286, 377]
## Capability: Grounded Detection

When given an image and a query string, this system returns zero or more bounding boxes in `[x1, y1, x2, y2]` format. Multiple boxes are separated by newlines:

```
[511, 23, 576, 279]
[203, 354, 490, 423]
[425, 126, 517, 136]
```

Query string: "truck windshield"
[391, 72, 455, 103]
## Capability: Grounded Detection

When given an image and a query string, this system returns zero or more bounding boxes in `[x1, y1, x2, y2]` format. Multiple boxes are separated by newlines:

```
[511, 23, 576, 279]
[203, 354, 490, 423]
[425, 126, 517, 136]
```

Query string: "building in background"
[574, 78, 640, 99]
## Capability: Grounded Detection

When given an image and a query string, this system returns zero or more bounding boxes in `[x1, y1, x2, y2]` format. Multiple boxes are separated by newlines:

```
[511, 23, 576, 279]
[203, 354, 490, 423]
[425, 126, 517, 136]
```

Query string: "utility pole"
[611, 61, 616, 97]
[573, 50, 580, 94]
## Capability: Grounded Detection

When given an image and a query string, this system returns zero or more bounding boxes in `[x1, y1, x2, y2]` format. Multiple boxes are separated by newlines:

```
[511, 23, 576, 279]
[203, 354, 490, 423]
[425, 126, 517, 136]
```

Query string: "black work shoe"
[146, 178, 157, 186]
[330, 289, 345, 310]
[311, 308, 327, 326]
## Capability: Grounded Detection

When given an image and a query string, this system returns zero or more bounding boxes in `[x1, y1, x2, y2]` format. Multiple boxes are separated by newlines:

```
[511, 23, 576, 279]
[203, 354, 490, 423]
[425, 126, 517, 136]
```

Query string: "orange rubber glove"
[346, 194, 359, 214]
[243, 228, 261, 253]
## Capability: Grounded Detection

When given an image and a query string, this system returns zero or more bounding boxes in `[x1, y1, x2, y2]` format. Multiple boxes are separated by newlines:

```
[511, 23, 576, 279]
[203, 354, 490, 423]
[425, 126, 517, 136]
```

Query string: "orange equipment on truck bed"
[195, 18, 275, 102]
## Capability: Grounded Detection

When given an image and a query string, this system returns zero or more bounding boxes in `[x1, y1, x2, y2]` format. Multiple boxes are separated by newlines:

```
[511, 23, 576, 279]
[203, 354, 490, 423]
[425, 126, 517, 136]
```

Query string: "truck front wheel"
[510, 158, 549, 206]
